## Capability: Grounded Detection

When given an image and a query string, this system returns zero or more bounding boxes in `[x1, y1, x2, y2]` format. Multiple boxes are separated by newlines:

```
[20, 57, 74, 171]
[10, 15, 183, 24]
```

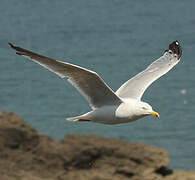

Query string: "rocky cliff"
[0, 110, 194, 180]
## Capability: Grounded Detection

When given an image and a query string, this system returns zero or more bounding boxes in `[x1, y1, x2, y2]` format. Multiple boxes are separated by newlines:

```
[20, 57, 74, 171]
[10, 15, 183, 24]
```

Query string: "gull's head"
[138, 102, 159, 118]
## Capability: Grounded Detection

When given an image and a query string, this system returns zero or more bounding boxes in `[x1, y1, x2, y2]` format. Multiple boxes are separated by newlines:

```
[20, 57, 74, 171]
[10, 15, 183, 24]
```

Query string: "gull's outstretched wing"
[116, 41, 182, 100]
[9, 43, 122, 109]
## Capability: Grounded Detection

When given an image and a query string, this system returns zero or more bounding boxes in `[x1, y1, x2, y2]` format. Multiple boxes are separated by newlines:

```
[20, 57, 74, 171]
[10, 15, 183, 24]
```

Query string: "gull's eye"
[142, 107, 147, 110]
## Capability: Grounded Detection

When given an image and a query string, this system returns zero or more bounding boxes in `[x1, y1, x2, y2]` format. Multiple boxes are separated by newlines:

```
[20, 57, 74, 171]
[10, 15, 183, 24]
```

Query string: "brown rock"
[0, 110, 194, 180]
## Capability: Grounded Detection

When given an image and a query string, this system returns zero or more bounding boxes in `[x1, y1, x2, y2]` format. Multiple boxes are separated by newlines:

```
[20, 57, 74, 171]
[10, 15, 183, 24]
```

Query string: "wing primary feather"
[168, 40, 182, 59]
[116, 41, 182, 100]
[9, 43, 122, 108]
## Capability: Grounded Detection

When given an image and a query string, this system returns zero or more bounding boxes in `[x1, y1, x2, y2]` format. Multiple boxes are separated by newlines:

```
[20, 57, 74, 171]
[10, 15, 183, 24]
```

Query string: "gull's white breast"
[87, 99, 143, 124]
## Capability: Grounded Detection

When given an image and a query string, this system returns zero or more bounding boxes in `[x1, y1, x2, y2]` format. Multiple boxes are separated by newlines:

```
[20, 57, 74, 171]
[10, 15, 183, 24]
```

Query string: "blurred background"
[0, 0, 195, 170]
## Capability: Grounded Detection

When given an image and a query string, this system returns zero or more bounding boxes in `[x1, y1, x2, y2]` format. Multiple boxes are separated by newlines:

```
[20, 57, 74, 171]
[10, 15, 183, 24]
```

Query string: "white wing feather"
[9, 43, 122, 109]
[116, 52, 180, 100]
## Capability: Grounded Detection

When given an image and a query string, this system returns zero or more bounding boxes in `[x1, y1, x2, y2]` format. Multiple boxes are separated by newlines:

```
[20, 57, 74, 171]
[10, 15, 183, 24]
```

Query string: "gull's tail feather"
[66, 117, 79, 121]
[66, 115, 91, 122]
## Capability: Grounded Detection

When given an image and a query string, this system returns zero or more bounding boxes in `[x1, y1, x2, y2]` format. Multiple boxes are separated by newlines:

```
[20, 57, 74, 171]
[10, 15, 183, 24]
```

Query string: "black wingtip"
[168, 40, 182, 59]
[8, 42, 23, 55]
[8, 42, 15, 49]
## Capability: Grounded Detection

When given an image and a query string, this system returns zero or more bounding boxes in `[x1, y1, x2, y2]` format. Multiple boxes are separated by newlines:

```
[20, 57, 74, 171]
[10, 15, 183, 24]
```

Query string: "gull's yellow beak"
[150, 111, 160, 118]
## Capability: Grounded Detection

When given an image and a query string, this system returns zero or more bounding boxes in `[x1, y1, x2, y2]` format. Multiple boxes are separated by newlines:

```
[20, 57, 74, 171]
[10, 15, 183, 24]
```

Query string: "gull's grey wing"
[116, 41, 182, 100]
[9, 43, 122, 109]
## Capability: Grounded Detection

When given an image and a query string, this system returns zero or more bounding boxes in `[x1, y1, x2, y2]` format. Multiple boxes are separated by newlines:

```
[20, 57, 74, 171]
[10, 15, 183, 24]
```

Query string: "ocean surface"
[0, 0, 195, 170]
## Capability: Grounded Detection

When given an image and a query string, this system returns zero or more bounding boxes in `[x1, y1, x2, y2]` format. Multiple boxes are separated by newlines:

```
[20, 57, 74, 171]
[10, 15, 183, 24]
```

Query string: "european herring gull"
[9, 41, 182, 124]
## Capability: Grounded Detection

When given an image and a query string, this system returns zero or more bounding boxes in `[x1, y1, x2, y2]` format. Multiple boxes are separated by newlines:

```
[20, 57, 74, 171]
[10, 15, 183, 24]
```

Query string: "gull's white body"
[9, 41, 182, 124]
[73, 99, 148, 124]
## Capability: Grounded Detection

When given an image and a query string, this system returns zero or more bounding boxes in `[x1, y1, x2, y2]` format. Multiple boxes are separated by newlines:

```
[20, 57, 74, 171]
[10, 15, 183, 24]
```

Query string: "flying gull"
[9, 41, 182, 124]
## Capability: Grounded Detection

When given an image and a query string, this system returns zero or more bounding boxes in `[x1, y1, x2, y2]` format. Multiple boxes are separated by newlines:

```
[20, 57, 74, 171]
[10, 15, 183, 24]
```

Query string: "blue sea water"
[0, 0, 195, 170]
